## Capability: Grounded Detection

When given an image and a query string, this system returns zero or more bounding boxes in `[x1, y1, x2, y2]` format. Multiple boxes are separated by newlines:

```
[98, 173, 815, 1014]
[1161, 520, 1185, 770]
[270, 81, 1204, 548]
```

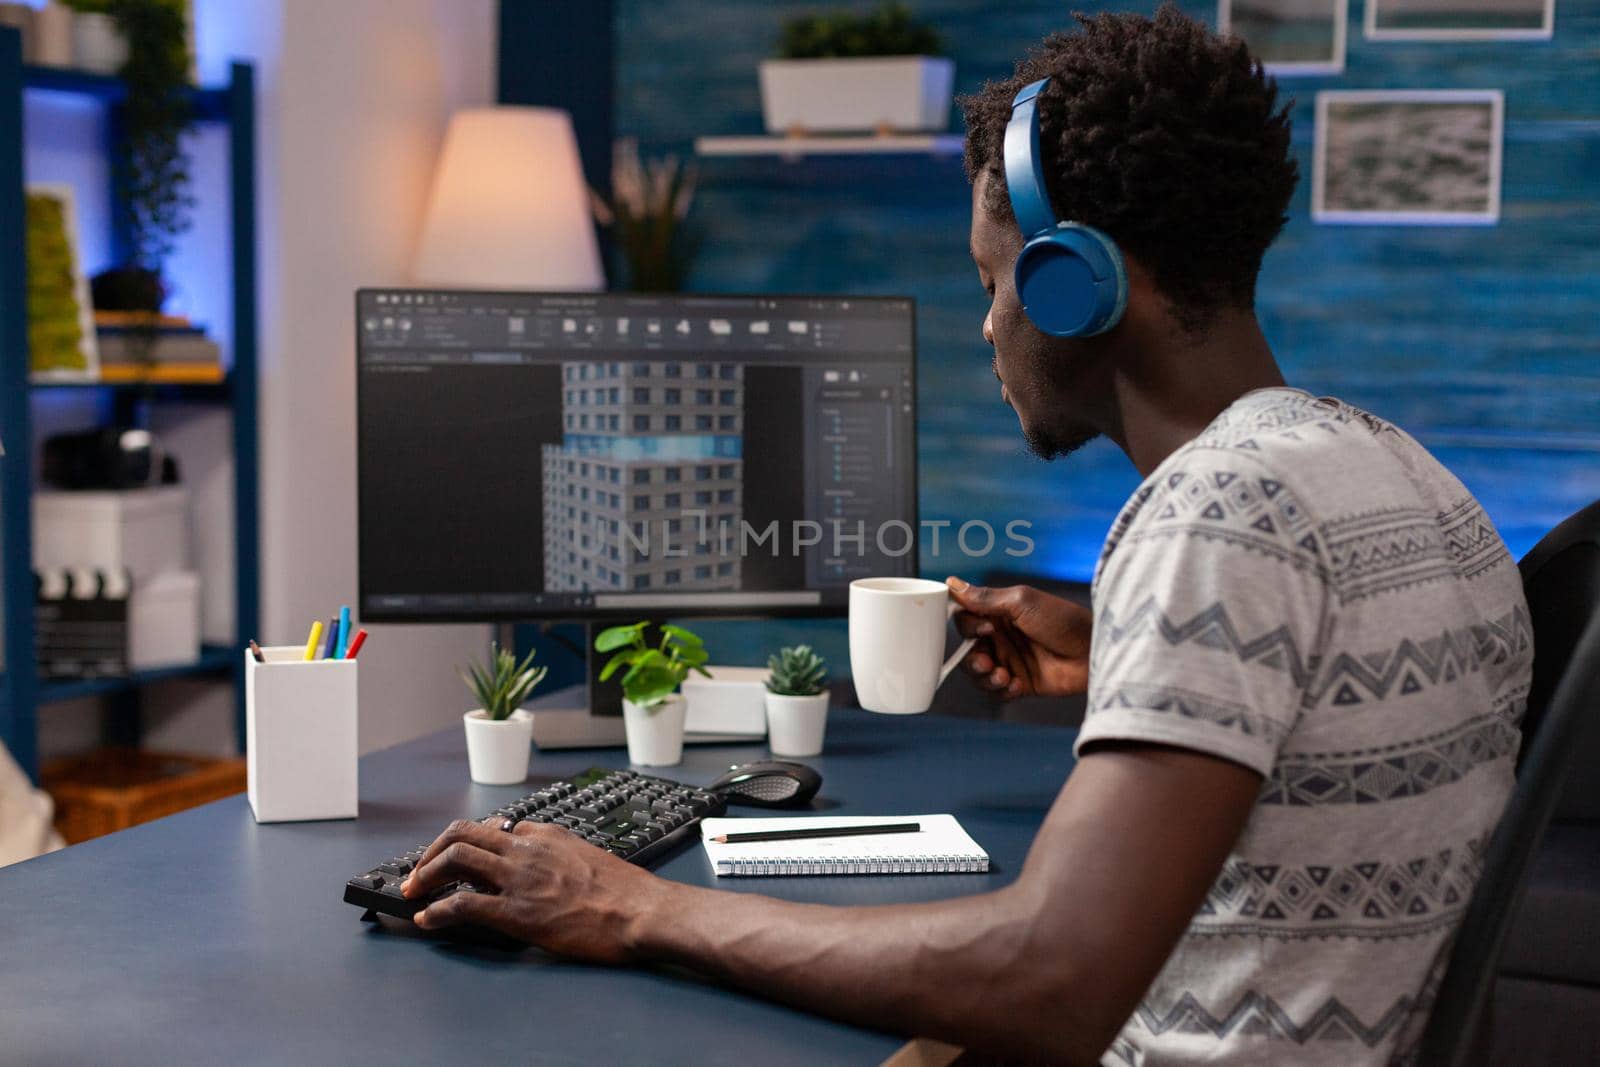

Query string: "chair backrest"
[1419, 500, 1600, 1066]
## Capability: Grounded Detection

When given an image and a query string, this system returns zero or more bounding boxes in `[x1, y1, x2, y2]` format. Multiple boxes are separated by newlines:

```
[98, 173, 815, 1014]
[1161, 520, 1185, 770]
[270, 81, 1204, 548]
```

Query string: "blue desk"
[0, 710, 1076, 1065]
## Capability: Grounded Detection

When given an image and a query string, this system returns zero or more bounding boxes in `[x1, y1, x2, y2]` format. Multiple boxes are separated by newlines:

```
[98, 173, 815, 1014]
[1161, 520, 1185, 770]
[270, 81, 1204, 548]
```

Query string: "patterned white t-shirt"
[1078, 388, 1531, 1067]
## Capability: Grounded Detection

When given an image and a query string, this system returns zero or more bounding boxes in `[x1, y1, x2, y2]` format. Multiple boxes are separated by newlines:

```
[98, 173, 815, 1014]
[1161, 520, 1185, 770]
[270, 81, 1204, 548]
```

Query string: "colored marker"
[336, 606, 352, 658]
[344, 629, 368, 660]
[248, 639, 265, 663]
[303, 621, 324, 661]
[322, 616, 340, 659]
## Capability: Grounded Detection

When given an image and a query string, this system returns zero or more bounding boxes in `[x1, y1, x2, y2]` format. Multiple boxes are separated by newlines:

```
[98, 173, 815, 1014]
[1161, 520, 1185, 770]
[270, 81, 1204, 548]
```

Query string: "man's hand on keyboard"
[401, 818, 663, 962]
[947, 576, 1091, 699]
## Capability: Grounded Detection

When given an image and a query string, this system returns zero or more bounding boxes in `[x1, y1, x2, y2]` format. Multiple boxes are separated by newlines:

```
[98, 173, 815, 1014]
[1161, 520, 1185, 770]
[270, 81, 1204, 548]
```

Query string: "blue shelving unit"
[0, 28, 259, 782]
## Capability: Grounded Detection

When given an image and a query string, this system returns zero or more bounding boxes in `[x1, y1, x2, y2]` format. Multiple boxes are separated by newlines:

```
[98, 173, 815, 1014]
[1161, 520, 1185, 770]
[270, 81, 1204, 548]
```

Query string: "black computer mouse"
[707, 760, 822, 808]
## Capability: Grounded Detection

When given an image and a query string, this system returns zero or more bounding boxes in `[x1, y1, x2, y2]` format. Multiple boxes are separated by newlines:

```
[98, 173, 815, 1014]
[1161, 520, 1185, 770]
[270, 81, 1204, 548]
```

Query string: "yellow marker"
[303, 620, 324, 661]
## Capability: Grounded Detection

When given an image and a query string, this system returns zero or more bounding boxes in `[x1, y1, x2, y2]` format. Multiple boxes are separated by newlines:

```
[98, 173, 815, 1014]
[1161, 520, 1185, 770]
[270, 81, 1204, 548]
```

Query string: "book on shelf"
[95, 363, 225, 384]
[94, 330, 221, 365]
[92, 310, 197, 330]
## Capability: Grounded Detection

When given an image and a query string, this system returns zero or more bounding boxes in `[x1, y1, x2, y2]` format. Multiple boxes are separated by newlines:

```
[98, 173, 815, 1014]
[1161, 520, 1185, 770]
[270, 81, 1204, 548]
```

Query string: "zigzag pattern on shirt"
[1096, 596, 1529, 712]
[1095, 596, 1321, 691]
[1304, 605, 1531, 708]
[1261, 715, 1520, 806]
[1439, 497, 1513, 580]
[1322, 507, 1464, 603]
[1196, 835, 1487, 933]
[1088, 682, 1290, 745]
[1131, 989, 1419, 1048]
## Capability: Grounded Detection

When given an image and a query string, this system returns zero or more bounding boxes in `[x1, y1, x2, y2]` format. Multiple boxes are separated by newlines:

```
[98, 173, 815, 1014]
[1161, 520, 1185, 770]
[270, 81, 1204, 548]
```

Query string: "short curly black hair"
[962, 4, 1297, 332]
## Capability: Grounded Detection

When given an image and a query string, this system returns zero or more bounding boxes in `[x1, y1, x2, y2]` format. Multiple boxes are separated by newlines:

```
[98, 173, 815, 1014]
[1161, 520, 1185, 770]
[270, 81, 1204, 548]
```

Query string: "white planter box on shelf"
[463, 709, 533, 785]
[623, 694, 687, 767]
[758, 56, 955, 134]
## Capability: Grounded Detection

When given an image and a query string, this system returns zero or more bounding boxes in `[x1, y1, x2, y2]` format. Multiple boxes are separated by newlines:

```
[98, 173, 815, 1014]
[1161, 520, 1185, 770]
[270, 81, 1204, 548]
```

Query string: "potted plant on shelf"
[764, 645, 830, 757]
[459, 643, 547, 785]
[596, 621, 711, 767]
[590, 138, 700, 292]
[760, 2, 953, 136]
[65, 0, 194, 331]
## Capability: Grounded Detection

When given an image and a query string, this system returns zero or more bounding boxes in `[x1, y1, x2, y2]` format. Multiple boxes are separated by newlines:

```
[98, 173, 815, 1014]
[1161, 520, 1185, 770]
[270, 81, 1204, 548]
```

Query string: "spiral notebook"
[699, 814, 990, 877]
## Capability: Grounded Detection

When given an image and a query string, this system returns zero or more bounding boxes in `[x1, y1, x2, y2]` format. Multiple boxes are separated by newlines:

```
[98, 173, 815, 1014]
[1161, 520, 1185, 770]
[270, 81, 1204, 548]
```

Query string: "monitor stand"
[527, 622, 761, 750]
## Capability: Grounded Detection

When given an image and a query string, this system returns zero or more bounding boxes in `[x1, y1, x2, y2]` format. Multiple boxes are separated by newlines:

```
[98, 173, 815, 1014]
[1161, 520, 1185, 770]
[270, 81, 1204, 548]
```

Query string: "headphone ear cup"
[1013, 226, 1128, 338]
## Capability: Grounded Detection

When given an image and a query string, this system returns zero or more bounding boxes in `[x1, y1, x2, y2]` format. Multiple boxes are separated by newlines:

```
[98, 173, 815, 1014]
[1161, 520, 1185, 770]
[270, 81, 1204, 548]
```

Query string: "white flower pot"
[462, 708, 533, 785]
[765, 692, 829, 757]
[71, 11, 126, 75]
[758, 56, 955, 134]
[623, 694, 687, 767]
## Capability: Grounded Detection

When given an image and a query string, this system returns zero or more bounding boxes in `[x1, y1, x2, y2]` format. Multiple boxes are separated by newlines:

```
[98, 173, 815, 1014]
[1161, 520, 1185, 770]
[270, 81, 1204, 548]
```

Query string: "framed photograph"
[1313, 90, 1504, 225]
[25, 183, 99, 381]
[1220, 0, 1348, 75]
[1366, 0, 1554, 40]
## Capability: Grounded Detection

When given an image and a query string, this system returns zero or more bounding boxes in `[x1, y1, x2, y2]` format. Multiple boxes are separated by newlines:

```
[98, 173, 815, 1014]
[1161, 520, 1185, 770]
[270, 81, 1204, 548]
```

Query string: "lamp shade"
[411, 107, 604, 290]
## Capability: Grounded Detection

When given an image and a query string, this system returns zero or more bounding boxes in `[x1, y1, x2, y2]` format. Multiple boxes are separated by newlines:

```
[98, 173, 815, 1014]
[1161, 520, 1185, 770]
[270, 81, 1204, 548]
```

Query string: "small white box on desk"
[246, 646, 358, 822]
[682, 665, 768, 736]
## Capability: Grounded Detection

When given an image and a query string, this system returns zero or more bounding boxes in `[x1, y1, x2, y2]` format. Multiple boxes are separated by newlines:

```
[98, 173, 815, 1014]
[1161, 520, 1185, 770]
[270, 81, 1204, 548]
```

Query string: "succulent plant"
[459, 643, 548, 722]
[596, 622, 712, 709]
[766, 645, 828, 697]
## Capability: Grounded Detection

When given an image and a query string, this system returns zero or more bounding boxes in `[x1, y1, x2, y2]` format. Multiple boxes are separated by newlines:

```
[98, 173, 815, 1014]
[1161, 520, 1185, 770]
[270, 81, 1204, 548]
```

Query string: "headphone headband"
[1003, 78, 1058, 238]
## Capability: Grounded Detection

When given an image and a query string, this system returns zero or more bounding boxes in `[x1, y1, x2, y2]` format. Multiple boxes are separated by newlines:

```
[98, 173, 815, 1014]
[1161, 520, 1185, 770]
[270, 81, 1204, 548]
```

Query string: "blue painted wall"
[611, 0, 1600, 669]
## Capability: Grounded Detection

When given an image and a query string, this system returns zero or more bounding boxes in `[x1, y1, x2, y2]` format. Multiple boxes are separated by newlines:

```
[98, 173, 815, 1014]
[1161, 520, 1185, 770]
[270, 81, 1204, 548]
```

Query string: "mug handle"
[938, 601, 978, 687]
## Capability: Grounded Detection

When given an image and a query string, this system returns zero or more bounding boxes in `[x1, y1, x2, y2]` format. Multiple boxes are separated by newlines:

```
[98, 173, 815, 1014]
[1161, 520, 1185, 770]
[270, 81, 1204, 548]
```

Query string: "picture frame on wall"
[1313, 90, 1504, 226]
[24, 183, 99, 382]
[1365, 0, 1554, 41]
[1219, 0, 1348, 75]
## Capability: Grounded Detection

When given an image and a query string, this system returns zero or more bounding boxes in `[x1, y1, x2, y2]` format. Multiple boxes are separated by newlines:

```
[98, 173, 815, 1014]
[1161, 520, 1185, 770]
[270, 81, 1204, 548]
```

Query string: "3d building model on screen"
[543, 361, 744, 593]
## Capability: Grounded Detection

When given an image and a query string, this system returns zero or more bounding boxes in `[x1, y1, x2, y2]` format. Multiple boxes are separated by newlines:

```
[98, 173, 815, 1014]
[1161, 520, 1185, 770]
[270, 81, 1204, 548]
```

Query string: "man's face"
[969, 172, 1104, 460]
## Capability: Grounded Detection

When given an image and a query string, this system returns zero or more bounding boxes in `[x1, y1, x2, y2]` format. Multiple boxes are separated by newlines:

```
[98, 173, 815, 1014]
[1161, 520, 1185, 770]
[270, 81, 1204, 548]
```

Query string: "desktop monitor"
[355, 289, 919, 741]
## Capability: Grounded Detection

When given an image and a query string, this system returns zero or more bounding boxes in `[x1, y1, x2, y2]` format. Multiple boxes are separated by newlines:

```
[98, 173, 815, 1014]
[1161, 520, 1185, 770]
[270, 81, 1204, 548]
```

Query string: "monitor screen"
[357, 290, 918, 621]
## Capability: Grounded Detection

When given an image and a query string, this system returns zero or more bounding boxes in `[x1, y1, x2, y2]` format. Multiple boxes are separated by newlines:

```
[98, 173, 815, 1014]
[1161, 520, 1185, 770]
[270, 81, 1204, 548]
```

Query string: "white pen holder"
[245, 646, 358, 822]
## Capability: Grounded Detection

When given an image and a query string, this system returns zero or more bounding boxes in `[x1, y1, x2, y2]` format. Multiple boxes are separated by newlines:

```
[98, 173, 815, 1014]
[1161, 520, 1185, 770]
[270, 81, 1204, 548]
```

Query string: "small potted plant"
[590, 138, 700, 292]
[459, 643, 547, 785]
[596, 621, 711, 767]
[760, 2, 953, 135]
[765, 645, 830, 757]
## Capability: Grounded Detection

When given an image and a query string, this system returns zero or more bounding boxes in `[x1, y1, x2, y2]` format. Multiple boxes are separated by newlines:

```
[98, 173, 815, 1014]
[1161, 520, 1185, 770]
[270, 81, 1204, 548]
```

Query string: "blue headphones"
[1003, 78, 1128, 337]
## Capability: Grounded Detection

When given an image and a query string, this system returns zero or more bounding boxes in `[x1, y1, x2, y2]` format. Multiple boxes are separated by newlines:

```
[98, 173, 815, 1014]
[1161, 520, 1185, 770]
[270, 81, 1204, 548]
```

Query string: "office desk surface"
[0, 710, 1077, 1066]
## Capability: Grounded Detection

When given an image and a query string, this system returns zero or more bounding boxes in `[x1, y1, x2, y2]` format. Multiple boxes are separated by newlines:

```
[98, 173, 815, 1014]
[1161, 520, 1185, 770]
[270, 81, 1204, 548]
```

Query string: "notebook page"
[699, 814, 989, 876]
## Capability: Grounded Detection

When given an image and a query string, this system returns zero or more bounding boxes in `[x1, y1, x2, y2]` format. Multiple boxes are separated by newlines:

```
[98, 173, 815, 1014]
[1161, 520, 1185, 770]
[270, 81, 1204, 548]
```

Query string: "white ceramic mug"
[849, 577, 976, 714]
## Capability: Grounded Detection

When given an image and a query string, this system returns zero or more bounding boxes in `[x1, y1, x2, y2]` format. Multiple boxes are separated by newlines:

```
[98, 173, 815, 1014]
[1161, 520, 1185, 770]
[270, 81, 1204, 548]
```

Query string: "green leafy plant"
[591, 138, 699, 292]
[766, 645, 828, 697]
[459, 643, 548, 722]
[776, 2, 943, 59]
[596, 622, 711, 709]
[66, 0, 194, 292]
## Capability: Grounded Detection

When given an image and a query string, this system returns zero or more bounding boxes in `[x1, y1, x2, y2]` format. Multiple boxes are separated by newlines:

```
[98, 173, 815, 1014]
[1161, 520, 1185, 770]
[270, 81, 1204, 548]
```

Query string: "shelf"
[31, 374, 231, 399]
[23, 64, 232, 121]
[695, 133, 964, 158]
[38, 645, 237, 704]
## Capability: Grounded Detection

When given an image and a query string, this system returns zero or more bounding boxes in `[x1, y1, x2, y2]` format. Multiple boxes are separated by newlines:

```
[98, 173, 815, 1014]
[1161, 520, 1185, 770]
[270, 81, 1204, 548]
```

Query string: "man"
[400, 8, 1531, 1064]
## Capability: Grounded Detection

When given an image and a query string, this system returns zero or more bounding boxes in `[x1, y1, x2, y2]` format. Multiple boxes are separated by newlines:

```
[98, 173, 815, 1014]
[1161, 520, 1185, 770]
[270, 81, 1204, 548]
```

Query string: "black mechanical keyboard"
[343, 767, 727, 922]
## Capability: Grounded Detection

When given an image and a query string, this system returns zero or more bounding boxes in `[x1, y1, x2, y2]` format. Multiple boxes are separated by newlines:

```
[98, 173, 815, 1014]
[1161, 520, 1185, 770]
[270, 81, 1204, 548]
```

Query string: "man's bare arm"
[407, 745, 1260, 1063]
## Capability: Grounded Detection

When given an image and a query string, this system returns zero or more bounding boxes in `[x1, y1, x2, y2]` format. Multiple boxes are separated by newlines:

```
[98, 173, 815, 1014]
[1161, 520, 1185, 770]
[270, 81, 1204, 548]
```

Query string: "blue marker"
[336, 605, 352, 659]
[322, 615, 340, 659]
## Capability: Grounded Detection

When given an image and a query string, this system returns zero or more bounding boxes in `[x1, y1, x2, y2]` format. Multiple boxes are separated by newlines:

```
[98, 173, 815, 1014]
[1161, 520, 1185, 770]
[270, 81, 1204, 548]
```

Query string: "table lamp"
[411, 107, 604, 290]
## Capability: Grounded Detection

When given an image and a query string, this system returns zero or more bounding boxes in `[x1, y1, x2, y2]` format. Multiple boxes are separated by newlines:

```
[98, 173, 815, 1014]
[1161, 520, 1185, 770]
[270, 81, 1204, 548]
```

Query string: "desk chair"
[1420, 501, 1600, 1067]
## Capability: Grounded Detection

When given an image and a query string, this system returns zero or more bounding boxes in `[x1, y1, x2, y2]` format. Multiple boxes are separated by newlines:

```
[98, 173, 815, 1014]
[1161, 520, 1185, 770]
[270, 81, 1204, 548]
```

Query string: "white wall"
[193, 0, 497, 754]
